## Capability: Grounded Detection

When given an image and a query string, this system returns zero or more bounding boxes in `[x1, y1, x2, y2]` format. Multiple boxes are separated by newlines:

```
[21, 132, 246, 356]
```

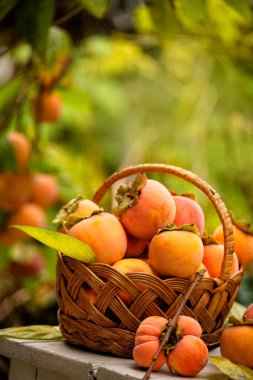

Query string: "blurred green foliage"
[0, 0, 253, 324]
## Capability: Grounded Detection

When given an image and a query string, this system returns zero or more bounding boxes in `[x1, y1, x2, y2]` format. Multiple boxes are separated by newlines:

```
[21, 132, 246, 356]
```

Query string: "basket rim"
[92, 163, 235, 281]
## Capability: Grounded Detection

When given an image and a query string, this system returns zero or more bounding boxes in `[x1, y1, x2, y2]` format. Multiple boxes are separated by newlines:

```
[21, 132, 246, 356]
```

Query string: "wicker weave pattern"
[56, 164, 244, 357]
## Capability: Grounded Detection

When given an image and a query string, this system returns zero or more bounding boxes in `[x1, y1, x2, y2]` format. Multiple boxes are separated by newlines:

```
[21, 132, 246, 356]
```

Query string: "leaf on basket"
[0, 325, 63, 340]
[10, 225, 97, 264]
[209, 356, 253, 380]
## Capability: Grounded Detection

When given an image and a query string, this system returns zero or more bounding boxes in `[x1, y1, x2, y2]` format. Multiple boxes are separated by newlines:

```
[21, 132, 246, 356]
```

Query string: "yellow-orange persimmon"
[220, 325, 253, 368]
[149, 229, 204, 278]
[213, 224, 253, 265]
[202, 243, 239, 278]
[112, 258, 154, 304]
[67, 212, 127, 265]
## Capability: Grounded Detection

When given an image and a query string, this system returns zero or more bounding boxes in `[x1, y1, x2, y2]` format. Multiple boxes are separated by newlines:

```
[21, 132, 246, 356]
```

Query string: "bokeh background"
[1, 0, 253, 353]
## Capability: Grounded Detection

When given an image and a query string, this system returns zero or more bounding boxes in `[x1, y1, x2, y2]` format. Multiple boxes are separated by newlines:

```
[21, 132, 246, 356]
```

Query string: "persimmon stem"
[142, 268, 206, 380]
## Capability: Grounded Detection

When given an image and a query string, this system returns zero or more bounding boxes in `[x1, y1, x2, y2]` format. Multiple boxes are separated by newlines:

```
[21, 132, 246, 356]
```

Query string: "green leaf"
[0, 76, 22, 118]
[149, 0, 180, 40]
[77, 0, 109, 18]
[174, 0, 206, 29]
[209, 356, 253, 380]
[228, 315, 253, 326]
[0, 136, 17, 171]
[15, 0, 55, 55]
[10, 225, 97, 264]
[224, 0, 251, 23]
[0, 325, 63, 340]
[158, 223, 200, 235]
[0, 0, 17, 21]
[134, 4, 155, 34]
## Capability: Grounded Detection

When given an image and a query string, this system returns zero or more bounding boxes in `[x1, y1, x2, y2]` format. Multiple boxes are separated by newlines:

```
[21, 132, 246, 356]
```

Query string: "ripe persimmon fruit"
[115, 173, 176, 240]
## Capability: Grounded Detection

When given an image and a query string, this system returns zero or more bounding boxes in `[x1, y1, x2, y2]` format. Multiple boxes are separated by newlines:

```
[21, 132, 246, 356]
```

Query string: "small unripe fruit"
[6, 131, 31, 170]
[33, 91, 62, 123]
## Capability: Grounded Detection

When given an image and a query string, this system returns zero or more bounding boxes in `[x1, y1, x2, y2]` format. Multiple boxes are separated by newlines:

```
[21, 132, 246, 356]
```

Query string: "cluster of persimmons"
[0, 131, 60, 277]
[56, 172, 253, 285]
[54, 172, 253, 375]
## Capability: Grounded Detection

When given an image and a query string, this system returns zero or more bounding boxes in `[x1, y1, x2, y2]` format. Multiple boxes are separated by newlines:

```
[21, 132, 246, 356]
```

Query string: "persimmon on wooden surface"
[213, 223, 253, 265]
[167, 335, 208, 376]
[112, 258, 154, 303]
[177, 315, 202, 337]
[220, 325, 253, 369]
[133, 316, 168, 371]
[30, 173, 59, 209]
[67, 212, 127, 265]
[202, 243, 239, 278]
[148, 228, 204, 278]
[115, 173, 176, 240]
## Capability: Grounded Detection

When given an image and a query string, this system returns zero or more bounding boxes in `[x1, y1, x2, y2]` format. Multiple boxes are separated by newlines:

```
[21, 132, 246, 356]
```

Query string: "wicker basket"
[56, 163, 243, 357]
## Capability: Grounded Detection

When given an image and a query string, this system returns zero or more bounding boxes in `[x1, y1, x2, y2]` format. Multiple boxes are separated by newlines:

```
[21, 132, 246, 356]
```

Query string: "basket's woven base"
[56, 254, 243, 358]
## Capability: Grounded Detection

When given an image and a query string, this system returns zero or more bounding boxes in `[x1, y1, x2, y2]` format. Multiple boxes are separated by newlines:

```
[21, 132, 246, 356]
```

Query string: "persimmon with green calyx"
[67, 211, 127, 265]
[53, 195, 100, 231]
[148, 224, 204, 278]
[167, 334, 208, 376]
[171, 192, 205, 236]
[133, 315, 206, 372]
[220, 314, 253, 369]
[115, 173, 176, 240]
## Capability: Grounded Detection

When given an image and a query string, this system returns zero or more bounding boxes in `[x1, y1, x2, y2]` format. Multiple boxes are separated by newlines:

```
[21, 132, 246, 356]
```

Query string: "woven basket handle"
[92, 163, 235, 281]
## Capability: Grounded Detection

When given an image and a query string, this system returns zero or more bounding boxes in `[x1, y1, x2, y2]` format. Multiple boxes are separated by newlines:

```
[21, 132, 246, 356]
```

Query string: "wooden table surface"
[0, 336, 225, 380]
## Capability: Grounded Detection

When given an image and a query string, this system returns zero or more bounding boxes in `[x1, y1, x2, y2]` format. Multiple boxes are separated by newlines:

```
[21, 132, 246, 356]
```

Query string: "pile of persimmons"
[54, 171, 253, 376]
[0, 131, 60, 276]
[56, 172, 253, 283]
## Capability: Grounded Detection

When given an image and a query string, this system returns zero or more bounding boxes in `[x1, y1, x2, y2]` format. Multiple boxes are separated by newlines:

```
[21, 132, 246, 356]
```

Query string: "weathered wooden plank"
[9, 359, 36, 380]
[95, 348, 223, 380]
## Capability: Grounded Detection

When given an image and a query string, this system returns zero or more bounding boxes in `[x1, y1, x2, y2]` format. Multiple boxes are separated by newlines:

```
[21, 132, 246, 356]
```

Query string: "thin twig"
[143, 268, 206, 380]
[54, 6, 83, 26]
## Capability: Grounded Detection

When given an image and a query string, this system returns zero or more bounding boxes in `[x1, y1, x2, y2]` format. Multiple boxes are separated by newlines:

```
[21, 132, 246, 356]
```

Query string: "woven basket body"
[56, 164, 243, 357]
